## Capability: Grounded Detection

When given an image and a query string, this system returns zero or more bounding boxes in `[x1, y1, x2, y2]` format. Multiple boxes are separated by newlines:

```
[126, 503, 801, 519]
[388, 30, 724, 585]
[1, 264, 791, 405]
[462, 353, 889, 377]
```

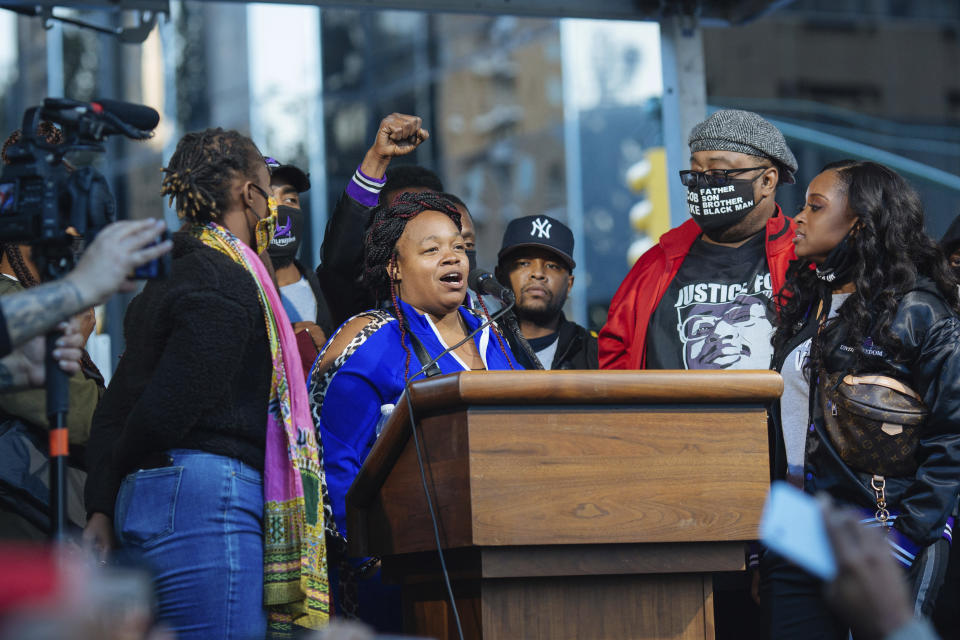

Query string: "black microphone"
[93, 99, 160, 130]
[468, 268, 515, 305]
[43, 98, 160, 131]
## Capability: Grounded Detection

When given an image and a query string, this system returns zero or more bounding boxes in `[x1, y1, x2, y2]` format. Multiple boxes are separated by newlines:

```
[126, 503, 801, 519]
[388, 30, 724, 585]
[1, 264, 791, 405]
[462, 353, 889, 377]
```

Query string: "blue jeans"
[114, 449, 266, 640]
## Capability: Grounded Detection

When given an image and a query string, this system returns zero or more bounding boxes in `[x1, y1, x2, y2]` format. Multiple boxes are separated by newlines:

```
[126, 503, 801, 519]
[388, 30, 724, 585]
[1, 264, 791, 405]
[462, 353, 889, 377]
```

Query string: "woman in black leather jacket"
[761, 160, 960, 639]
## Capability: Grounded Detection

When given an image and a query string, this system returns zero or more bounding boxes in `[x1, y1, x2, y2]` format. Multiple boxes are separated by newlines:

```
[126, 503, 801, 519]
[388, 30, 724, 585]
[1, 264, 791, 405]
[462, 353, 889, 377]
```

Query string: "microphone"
[468, 268, 515, 305]
[42, 98, 160, 134]
[406, 295, 516, 384]
[467, 269, 546, 370]
[93, 99, 160, 130]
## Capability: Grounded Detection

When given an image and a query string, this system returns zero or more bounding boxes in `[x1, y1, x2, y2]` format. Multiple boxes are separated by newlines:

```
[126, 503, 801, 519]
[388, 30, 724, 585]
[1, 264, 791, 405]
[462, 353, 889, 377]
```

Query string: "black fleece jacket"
[84, 232, 271, 517]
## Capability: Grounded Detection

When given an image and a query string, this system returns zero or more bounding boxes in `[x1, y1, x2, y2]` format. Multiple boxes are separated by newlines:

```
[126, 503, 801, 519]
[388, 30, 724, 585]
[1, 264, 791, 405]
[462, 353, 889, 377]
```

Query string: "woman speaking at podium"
[309, 191, 520, 629]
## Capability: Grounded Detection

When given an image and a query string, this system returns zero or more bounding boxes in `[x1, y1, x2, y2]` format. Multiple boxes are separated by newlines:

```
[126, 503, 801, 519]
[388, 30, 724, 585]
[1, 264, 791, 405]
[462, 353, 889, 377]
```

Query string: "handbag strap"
[841, 374, 923, 402]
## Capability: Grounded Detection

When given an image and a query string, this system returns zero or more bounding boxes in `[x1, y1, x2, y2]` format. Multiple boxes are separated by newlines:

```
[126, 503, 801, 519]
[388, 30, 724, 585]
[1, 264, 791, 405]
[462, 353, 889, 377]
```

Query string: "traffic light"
[625, 146, 670, 266]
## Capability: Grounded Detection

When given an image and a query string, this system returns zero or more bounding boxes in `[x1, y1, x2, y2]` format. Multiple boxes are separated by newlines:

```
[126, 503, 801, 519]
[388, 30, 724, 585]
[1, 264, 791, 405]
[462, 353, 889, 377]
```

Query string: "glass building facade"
[0, 0, 958, 374]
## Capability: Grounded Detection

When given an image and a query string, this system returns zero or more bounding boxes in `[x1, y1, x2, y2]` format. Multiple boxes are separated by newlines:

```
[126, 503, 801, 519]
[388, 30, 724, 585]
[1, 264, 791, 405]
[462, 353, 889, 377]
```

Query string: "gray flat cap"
[688, 109, 798, 184]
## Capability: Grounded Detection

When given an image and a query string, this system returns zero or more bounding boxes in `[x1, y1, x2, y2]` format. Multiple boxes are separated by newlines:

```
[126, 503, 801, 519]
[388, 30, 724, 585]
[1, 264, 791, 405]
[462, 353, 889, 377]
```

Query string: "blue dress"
[310, 298, 522, 536]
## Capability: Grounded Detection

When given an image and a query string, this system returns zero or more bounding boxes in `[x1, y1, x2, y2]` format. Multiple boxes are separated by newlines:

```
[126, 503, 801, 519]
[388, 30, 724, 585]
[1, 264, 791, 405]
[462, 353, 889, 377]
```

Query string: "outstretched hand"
[68, 219, 172, 307]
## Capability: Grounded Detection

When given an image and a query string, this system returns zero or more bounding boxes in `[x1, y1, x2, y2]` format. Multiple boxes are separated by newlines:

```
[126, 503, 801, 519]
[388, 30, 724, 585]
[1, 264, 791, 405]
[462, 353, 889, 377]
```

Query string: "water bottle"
[375, 403, 395, 437]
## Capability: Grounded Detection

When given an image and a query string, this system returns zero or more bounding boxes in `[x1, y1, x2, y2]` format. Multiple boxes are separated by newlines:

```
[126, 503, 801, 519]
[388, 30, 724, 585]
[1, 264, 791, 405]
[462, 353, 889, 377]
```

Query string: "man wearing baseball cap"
[600, 109, 798, 371]
[495, 214, 598, 370]
[266, 157, 334, 376]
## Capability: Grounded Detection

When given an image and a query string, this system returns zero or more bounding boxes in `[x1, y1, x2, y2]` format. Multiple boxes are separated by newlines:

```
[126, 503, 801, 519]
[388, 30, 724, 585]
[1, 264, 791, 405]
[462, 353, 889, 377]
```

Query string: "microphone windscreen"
[468, 268, 490, 293]
[94, 99, 160, 130]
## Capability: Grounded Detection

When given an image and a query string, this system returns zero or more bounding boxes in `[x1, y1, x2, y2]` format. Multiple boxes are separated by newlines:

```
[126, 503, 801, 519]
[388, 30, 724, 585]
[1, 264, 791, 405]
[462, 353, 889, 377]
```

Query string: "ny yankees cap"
[498, 214, 576, 270]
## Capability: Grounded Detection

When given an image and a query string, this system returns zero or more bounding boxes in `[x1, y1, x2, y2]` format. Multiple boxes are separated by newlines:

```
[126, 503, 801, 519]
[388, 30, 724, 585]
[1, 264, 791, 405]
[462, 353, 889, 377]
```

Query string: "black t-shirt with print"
[645, 233, 776, 370]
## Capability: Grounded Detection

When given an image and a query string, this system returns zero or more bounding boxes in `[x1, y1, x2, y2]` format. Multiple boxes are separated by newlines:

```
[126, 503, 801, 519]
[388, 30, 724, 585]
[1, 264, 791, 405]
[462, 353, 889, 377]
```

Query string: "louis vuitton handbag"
[818, 370, 927, 477]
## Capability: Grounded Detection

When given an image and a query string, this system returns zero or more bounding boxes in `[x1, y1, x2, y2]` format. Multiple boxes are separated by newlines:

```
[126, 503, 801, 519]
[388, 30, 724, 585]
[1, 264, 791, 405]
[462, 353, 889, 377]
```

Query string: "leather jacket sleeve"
[888, 290, 960, 544]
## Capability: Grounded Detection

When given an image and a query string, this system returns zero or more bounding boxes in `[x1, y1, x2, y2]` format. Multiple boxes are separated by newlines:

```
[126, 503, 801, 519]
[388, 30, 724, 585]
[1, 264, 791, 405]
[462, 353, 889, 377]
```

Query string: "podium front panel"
[467, 403, 769, 546]
[362, 401, 769, 555]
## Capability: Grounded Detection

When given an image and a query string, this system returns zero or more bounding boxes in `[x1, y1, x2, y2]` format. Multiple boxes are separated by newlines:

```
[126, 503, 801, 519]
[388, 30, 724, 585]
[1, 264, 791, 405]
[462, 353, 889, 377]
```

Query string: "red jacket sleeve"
[599, 271, 638, 369]
[599, 245, 668, 369]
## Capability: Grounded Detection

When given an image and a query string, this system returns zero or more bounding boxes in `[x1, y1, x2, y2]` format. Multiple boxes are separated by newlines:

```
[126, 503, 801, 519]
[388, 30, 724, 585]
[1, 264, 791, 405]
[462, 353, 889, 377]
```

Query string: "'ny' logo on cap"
[531, 218, 552, 239]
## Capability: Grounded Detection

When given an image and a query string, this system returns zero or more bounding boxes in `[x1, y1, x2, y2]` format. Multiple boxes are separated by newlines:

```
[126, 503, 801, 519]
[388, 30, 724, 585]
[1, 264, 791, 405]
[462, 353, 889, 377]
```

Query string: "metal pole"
[307, 8, 328, 265]
[659, 14, 706, 227]
[559, 19, 588, 328]
[45, 19, 63, 98]
[43, 12, 68, 545]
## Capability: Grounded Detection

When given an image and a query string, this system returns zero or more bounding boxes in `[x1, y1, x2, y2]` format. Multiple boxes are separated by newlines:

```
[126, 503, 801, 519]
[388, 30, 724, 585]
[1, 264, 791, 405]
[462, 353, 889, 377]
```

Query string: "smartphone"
[132, 229, 171, 279]
[759, 481, 837, 581]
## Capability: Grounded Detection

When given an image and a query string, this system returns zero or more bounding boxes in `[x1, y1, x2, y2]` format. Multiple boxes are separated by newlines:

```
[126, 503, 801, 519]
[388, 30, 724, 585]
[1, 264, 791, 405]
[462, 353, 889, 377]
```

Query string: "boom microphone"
[42, 98, 160, 133]
[468, 268, 515, 305]
[93, 99, 160, 130]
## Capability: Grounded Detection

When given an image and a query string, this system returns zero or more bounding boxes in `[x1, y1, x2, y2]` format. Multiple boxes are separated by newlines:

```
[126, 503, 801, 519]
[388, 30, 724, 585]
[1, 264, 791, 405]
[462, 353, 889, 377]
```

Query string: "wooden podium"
[346, 370, 781, 640]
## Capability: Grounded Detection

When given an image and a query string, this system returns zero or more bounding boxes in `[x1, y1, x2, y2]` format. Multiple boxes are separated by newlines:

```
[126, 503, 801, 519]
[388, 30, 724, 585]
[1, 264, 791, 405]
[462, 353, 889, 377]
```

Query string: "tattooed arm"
[0, 219, 172, 351]
[0, 279, 86, 350]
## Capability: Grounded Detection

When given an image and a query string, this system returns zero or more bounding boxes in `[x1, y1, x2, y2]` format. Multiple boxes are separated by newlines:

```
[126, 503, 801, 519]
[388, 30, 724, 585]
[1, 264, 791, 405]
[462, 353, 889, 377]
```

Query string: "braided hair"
[1, 122, 63, 164]
[363, 191, 514, 378]
[160, 128, 262, 223]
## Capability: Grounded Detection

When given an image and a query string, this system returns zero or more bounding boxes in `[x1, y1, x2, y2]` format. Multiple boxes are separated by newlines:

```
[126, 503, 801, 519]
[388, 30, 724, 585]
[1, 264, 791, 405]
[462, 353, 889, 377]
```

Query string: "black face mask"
[815, 226, 858, 286]
[465, 249, 477, 274]
[267, 205, 303, 263]
[687, 177, 758, 233]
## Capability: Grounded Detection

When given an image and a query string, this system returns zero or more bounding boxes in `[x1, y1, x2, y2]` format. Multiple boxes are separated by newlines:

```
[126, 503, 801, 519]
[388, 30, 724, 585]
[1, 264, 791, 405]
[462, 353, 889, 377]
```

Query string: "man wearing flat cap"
[600, 109, 798, 370]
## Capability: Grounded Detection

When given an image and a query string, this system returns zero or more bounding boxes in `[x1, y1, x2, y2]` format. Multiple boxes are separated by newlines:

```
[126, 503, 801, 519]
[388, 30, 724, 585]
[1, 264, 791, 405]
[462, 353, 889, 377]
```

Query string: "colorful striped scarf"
[192, 222, 330, 634]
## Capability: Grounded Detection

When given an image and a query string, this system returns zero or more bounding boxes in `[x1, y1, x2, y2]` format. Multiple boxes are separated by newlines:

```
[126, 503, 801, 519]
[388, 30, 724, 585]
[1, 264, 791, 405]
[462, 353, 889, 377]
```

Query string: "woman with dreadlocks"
[0, 124, 104, 540]
[761, 160, 960, 639]
[308, 191, 520, 629]
[82, 128, 330, 638]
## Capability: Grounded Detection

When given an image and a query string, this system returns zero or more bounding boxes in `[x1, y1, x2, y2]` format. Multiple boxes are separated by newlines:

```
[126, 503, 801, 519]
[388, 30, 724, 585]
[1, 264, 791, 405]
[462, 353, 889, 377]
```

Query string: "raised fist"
[371, 113, 429, 159]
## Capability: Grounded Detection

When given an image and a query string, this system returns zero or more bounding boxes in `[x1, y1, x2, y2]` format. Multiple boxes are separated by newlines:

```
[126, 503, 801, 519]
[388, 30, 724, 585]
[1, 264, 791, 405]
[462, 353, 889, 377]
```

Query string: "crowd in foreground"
[1, 107, 959, 640]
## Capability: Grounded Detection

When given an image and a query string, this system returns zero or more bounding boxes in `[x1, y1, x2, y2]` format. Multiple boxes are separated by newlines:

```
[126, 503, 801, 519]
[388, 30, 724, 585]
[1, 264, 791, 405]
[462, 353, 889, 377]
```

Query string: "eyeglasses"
[678, 167, 768, 189]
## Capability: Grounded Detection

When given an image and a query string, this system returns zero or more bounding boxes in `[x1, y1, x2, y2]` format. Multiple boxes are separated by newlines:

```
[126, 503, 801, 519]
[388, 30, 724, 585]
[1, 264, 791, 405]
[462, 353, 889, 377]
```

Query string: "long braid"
[388, 272, 412, 383]
[1, 244, 39, 288]
[476, 295, 515, 369]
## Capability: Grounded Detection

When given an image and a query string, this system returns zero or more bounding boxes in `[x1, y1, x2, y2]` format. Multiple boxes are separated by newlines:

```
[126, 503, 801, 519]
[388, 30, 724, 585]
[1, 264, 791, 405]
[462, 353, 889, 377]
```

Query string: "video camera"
[0, 98, 163, 278]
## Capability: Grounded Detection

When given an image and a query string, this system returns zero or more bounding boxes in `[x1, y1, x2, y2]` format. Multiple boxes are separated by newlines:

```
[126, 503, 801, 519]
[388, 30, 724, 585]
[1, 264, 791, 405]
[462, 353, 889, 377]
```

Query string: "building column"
[659, 14, 706, 227]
